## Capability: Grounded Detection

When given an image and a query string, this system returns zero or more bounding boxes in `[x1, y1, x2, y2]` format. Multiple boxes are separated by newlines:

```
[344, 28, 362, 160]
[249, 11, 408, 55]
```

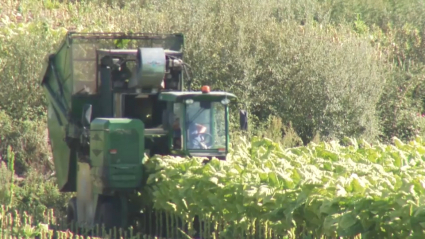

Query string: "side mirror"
[82, 104, 93, 127]
[239, 110, 248, 131]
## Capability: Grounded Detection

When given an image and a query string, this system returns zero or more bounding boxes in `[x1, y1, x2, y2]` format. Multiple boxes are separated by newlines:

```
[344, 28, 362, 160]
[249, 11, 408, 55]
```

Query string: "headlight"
[221, 98, 230, 105]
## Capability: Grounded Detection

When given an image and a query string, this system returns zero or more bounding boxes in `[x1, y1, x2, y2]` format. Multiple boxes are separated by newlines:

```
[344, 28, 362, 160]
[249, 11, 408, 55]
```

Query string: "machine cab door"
[169, 99, 228, 156]
[183, 98, 229, 155]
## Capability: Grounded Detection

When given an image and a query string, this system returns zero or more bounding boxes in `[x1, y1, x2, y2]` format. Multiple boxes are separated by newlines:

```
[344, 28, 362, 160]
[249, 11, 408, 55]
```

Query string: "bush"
[0, 110, 52, 175]
[372, 24, 425, 143]
[0, 20, 64, 175]
[11, 168, 72, 223]
[0, 148, 71, 223]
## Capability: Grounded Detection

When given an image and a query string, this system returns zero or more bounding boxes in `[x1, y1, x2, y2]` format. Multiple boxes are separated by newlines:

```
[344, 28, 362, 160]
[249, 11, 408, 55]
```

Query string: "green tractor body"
[40, 32, 243, 235]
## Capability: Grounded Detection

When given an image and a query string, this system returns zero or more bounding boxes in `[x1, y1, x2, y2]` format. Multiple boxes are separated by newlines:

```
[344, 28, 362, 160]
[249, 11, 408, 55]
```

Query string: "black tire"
[97, 201, 122, 233]
[66, 197, 78, 232]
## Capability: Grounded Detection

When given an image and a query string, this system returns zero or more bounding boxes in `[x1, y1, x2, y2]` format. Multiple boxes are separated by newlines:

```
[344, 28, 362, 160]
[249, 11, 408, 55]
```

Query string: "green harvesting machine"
[40, 31, 248, 235]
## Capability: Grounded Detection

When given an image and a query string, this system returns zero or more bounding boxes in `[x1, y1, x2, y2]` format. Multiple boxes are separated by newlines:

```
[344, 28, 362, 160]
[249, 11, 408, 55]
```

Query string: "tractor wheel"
[66, 197, 78, 232]
[97, 201, 122, 235]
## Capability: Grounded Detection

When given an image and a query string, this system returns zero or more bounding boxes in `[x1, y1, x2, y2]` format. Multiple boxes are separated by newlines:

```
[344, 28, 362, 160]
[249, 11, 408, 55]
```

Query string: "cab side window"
[172, 103, 182, 149]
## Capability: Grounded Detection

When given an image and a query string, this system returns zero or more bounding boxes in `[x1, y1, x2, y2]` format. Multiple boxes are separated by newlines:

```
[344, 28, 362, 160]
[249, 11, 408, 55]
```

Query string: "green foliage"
[0, 162, 14, 205]
[0, 21, 64, 121]
[1, 1, 425, 238]
[0, 0, 424, 169]
[0, 19, 63, 174]
[373, 23, 425, 143]
[0, 148, 71, 224]
[377, 66, 425, 142]
[0, 0, 403, 154]
[316, 0, 425, 143]
[144, 136, 425, 238]
[11, 168, 72, 223]
[256, 115, 305, 148]
[5, 135, 425, 238]
[182, 1, 386, 142]
[0, 146, 16, 206]
[0, 110, 52, 175]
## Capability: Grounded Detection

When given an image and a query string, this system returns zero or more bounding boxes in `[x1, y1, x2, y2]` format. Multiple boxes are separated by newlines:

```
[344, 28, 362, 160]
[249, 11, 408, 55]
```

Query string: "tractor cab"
[159, 86, 236, 159]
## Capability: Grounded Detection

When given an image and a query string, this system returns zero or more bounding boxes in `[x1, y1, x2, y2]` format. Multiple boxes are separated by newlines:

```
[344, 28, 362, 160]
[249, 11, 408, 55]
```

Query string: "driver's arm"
[195, 123, 207, 134]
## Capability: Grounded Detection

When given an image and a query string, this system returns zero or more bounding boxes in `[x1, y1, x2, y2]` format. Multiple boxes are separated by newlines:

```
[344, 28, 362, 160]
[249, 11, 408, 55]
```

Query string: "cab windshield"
[185, 101, 226, 150]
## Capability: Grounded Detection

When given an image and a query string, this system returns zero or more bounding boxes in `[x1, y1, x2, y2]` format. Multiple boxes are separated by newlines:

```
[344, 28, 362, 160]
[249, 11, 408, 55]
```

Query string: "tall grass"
[0, 203, 365, 239]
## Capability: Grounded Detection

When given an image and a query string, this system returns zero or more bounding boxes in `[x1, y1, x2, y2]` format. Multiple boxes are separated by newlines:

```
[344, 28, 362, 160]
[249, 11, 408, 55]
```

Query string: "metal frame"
[67, 31, 184, 40]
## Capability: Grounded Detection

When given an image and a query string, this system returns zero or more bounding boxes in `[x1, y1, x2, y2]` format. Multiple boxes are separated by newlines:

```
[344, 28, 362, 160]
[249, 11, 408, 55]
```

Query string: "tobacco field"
[3, 136, 425, 238]
[138, 136, 425, 238]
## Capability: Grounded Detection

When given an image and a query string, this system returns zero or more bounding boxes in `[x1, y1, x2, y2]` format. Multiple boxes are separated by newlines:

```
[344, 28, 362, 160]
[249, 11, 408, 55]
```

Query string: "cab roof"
[158, 91, 237, 102]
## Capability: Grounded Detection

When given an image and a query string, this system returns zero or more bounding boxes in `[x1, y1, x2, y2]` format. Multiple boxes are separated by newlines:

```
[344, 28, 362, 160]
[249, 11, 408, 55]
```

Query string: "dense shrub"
[0, 110, 52, 175]
[0, 22, 63, 174]
[0, 150, 71, 223]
